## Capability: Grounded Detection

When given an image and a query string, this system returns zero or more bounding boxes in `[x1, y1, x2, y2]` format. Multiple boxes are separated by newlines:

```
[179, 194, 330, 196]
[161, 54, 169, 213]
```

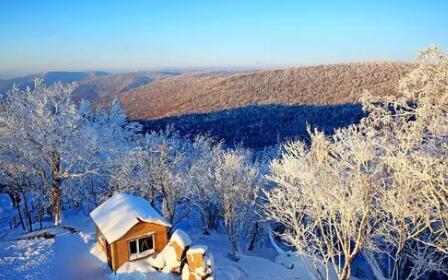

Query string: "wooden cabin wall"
[110, 221, 169, 271]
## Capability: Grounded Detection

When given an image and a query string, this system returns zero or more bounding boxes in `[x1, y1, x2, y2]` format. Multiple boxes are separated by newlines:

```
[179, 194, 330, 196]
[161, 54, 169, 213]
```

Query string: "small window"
[139, 236, 154, 253]
[129, 240, 138, 254]
[129, 233, 155, 260]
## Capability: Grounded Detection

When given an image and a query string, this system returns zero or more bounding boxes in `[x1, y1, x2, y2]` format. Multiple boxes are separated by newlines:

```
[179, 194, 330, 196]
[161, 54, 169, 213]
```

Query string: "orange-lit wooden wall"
[96, 221, 169, 271]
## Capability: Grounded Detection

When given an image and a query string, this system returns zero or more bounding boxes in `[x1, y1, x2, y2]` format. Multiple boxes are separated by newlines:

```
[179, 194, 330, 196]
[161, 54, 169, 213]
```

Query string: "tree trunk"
[38, 209, 44, 230]
[208, 204, 220, 231]
[8, 192, 25, 231]
[16, 205, 25, 231]
[90, 177, 98, 210]
[51, 151, 62, 226]
[246, 222, 260, 251]
[51, 184, 62, 226]
[392, 250, 404, 280]
[397, 255, 408, 280]
[149, 188, 155, 206]
[200, 203, 210, 235]
[21, 192, 33, 232]
[339, 262, 352, 280]
[229, 237, 240, 261]
[230, 240, 239, 261]
[163, 197, 174, 225]
[226, 221, 240, 261]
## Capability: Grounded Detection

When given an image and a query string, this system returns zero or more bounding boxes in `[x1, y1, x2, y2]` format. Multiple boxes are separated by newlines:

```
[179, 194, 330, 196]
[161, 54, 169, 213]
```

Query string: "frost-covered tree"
[0, 81, 81, 225]
[360, 45, 448, 279]
[264, 126, 379, 280]
[142, 128, 192, 226]
[0, 82, 138, 225]
[0, 158, 46, 232]
[110, 147, 151, 198]
[214, 149, 260, 260]
[0, 162, 29, 231]
[70, 98, 141, 211]
[0, 164, 24, 231]
[264, 46, 448, 280]
[186, 135, 222, 235]
[110, 127, 193, 227]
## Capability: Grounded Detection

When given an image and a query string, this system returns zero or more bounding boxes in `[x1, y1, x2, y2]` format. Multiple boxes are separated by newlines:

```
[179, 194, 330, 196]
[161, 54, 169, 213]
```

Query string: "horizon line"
[0, 59, 415, 79]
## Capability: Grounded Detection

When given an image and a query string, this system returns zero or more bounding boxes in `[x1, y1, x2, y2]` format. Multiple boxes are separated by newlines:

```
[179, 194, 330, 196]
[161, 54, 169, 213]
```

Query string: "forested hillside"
[120, 62, 414, 119]
[119, 62, 415, 147]
[72, 70, 183, 103]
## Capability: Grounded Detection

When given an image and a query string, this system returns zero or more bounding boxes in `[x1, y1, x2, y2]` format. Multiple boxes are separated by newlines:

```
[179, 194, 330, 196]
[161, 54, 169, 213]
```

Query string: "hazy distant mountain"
[0, 70, 185, 106]
[0, 71, 108, 94]
[115, 62, 416, 147]
[72, 71, 183, 104]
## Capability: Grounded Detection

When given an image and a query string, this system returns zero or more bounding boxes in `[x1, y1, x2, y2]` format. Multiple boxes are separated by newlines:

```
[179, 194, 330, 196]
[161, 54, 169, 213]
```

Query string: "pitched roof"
[90, 193, 171, 243]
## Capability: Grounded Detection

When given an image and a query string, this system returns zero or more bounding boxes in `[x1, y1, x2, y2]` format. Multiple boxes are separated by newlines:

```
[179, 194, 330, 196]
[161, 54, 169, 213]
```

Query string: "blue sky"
[0, 0, 447, 77]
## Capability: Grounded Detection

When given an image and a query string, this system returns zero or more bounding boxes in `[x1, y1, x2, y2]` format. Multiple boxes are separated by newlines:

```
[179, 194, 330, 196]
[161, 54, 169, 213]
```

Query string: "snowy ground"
[0, 194, 318, 280]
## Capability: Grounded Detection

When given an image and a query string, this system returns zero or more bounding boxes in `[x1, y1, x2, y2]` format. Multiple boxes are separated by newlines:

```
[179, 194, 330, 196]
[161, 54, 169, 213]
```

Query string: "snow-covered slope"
[0, 197, 313, 280]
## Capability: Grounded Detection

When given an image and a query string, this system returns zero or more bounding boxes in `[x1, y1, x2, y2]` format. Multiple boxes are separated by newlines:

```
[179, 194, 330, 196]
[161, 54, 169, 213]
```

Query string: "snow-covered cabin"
[90, 193, 171, 271]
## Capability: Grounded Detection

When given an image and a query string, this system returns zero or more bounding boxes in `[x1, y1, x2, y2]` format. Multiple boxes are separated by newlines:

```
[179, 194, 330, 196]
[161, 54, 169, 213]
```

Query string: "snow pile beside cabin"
[182, 245, 214, 280]
[116, 258, 155, 274]
[170, 229, 192, 249]
[114, 258, 179, 280]
[90, 193, 171, 243]
[149, 229, 192, 273]
[161, 246, 180, 273]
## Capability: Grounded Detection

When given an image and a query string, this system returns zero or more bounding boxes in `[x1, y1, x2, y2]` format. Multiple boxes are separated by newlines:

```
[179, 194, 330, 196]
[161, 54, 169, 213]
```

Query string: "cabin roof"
[90, 193, 171, 243]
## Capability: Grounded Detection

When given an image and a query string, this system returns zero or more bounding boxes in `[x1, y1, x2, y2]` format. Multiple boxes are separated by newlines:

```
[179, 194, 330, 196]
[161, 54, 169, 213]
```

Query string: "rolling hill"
[119, 62, 414, 120]
[115, 62, 415, 147]
[72, 70, 184, 103]
[0, 70, 186, 103]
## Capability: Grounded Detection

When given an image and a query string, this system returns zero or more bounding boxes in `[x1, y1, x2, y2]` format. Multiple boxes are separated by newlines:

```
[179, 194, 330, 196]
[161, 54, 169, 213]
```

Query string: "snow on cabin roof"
[90, 193, 171, 244]
[169, 229, 192, 248]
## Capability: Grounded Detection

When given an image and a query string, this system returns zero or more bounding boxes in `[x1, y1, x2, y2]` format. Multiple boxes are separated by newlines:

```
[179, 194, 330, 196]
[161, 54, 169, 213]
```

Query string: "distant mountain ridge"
[0, 71, 109, 94]
[0, 70, 184, 103]
[73, 70, 184, 104]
